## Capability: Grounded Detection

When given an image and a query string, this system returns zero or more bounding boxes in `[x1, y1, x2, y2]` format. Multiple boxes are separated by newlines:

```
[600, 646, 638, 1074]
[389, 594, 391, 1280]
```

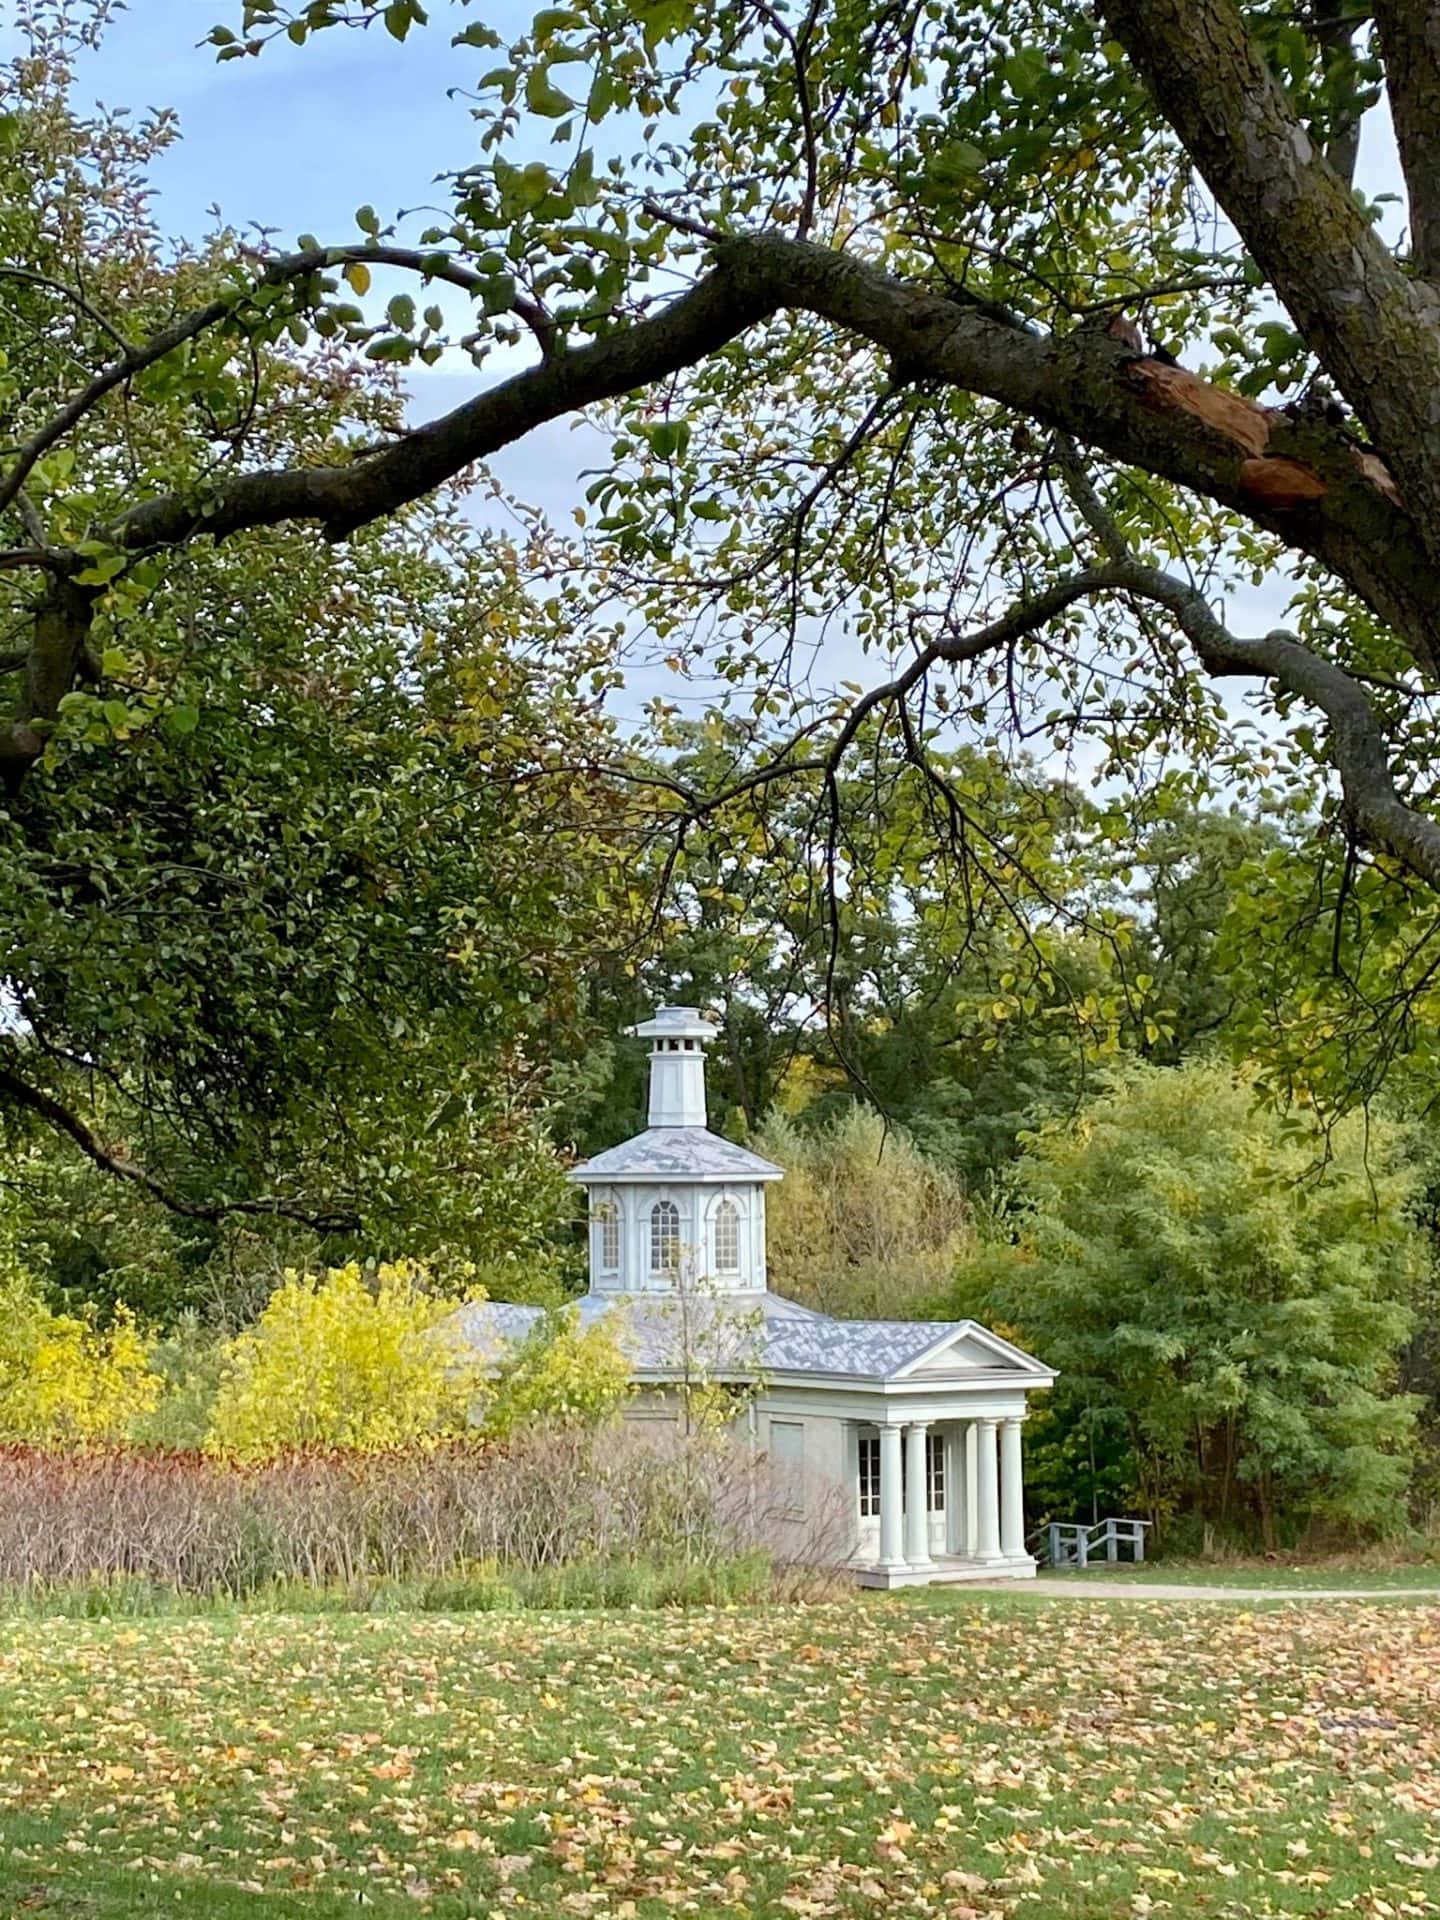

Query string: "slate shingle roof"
[451, 1291, 1045, 1384]
[569, 1127, 783, 1183]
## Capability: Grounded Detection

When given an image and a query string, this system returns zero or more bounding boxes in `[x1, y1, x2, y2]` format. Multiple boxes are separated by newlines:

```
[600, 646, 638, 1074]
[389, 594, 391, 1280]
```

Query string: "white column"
[963, 1421, 979, 1556]
[878, 1423, 905, 1568]
[974, 1417, 1005, 1564]
[1001, 1414, 1029, 1563]
[943, 1424, 965, 1555]
[904, 1421, 932, 1568]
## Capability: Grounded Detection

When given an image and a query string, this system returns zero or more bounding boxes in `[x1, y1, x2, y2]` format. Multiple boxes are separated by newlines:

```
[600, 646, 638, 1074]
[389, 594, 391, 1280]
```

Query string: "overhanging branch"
[1099, 0, 1440, 560]
[0, 1060, 359, 1232]
[95, 234, 1440, 674]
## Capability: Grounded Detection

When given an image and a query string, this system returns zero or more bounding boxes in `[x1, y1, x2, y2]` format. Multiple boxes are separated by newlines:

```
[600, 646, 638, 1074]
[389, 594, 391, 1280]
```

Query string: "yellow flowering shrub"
[482, 1307, 632, 1439]
[204, 1261, 486, 1460]
[0, 1279, 161, 1448]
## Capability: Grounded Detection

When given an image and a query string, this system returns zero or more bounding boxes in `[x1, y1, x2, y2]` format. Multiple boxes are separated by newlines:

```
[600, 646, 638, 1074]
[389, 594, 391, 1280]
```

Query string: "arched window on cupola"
[713, 1198, 741, 1274]
[649, 1199, 680, 1276]
[595, 1194, 621, 1273]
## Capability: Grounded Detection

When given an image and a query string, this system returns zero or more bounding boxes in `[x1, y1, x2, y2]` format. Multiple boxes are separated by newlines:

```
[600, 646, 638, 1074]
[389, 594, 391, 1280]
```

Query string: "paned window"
[649, 1199, 680, 1275]
[926, 1432, 945, 1511]
[713, 1198, 740, 1273]
[596, 1198, 621, 1271]
[858, 1434, 880, 1518]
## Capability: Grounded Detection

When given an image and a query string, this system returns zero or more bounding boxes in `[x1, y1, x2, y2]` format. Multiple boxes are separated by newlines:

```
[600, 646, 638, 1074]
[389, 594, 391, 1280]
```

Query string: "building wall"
[588, 1184, 767, 1294]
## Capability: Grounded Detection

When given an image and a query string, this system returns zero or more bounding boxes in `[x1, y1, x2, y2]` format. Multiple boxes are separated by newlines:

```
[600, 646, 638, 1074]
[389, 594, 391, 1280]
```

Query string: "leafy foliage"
[204, 1262, 486, 1459]
[954, 1062, 1426, 1542]
[757, 1105, 972, 1318]
[0, 1274, 159, 1449]
[0, 22, 628, 1238]
[482, 1305, 631, 1437]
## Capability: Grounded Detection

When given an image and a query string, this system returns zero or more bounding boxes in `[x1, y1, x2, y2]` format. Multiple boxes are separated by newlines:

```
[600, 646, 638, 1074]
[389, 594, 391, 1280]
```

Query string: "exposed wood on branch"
[1099, 0, 1440, 561]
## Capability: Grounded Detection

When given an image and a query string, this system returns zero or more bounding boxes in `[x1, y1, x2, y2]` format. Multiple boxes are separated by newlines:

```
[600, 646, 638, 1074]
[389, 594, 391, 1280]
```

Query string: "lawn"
[2, 1592, 1439, 1918]
[1042, 1560, 1440, 1591]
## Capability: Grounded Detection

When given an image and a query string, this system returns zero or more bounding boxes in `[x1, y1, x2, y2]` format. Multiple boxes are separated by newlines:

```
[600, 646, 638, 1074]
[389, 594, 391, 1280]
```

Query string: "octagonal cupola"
[569, 1005, 784, 1297]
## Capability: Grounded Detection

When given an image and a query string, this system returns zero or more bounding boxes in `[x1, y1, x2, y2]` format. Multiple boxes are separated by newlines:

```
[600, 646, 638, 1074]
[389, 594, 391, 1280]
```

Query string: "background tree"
[953, 1060, 1426, 1546]
[757, 1105, 972, 1318]
[0, 19, 633, 1242]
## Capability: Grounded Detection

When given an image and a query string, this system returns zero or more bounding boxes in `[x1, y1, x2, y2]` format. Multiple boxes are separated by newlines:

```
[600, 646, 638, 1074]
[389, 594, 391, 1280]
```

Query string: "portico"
[856, 1410, 1033, 1587]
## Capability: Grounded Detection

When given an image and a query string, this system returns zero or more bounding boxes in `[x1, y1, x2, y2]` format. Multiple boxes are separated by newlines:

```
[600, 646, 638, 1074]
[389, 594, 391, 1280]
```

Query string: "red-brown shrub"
[0, 1425, 850, 1595]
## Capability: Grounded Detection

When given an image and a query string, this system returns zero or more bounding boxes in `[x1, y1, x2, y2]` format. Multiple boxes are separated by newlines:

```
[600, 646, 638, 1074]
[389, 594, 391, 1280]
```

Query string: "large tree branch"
[1052, 438, 1440, 892]
[1130, 569, 1440, 893]
[1099, 0, 1440, 559]
[0, 1060, 359, 1231]
[1372, 0, 1440, 281]
[103, 235, 1440, 674]
[0, 242, 559, 521]
[665, 539, 1440, 896]
[0, 266, 137, 355]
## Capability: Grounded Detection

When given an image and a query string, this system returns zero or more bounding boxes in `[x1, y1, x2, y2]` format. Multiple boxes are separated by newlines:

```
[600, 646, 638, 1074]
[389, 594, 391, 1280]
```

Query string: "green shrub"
[954, 1061, 1425, 1543]
[482, 1305, 631, 1438]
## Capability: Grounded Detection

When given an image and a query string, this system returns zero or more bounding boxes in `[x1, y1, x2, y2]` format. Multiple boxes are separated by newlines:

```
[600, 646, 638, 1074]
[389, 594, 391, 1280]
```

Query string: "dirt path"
[994, 1578, 1439, 1601]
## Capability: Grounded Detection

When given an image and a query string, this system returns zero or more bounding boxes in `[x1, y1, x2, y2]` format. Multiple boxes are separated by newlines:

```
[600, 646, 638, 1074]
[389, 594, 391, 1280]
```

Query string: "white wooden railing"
[1035, 1516, 1152, 1567]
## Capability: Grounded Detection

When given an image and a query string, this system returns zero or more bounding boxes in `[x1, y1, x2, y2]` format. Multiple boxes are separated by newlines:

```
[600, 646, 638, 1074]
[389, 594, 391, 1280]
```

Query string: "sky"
[51, 2, 1413, 757]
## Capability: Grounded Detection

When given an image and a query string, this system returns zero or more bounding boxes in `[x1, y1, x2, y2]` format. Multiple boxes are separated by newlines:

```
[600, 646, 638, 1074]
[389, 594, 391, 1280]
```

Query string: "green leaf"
[74, 555, 127, 586]
[526, 66, 577, 117]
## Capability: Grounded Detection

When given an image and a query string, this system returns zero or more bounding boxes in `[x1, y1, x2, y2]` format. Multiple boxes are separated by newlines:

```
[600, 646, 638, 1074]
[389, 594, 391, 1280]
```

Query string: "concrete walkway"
[988, 1577, 1440, 1602]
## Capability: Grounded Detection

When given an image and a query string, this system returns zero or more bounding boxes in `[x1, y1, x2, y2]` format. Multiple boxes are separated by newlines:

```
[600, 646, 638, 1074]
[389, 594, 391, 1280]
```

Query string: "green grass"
[0, 1554, 783, 1619]
[1, 1591, 1439, 1917]
[1044, 1558, 1440, 1589]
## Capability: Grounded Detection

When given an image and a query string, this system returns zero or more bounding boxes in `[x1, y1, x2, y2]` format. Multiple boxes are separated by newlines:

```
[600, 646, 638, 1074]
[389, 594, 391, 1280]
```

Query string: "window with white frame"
[926, 1432, 945, 1512]
[595, 1195, 621, 1272]
[713, 1197, 741, 1273]
[649, 1198, 680, 1275]
[858, 1433, 880, 1517]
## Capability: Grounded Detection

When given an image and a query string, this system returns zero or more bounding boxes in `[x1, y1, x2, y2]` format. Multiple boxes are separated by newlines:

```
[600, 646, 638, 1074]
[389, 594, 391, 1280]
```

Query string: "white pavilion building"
[455, 1005, 1054, 1586]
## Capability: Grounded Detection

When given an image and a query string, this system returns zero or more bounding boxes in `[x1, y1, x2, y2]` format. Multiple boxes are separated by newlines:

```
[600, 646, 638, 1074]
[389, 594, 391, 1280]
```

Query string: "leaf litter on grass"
[0, 1596, 1436, 1917]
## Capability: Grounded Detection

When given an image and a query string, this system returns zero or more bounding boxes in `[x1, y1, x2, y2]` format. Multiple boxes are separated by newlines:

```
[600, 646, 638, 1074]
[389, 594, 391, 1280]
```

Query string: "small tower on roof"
[570, 1005, 783, 1298]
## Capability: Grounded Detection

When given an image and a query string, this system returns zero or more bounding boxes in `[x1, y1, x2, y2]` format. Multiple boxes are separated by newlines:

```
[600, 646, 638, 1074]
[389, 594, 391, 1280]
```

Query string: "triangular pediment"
[894, 1320, 1053, 1380]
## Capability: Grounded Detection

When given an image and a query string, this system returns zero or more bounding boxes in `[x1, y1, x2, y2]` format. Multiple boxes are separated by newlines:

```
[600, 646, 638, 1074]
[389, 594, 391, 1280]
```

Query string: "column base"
[852, 1558, 1035, 1589]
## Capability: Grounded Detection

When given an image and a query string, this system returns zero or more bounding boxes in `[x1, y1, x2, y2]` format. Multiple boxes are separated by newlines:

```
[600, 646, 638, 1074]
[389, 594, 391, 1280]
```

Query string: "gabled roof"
[451, 1292, 1053, 1387]
[568, 1127, 784, 1184]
